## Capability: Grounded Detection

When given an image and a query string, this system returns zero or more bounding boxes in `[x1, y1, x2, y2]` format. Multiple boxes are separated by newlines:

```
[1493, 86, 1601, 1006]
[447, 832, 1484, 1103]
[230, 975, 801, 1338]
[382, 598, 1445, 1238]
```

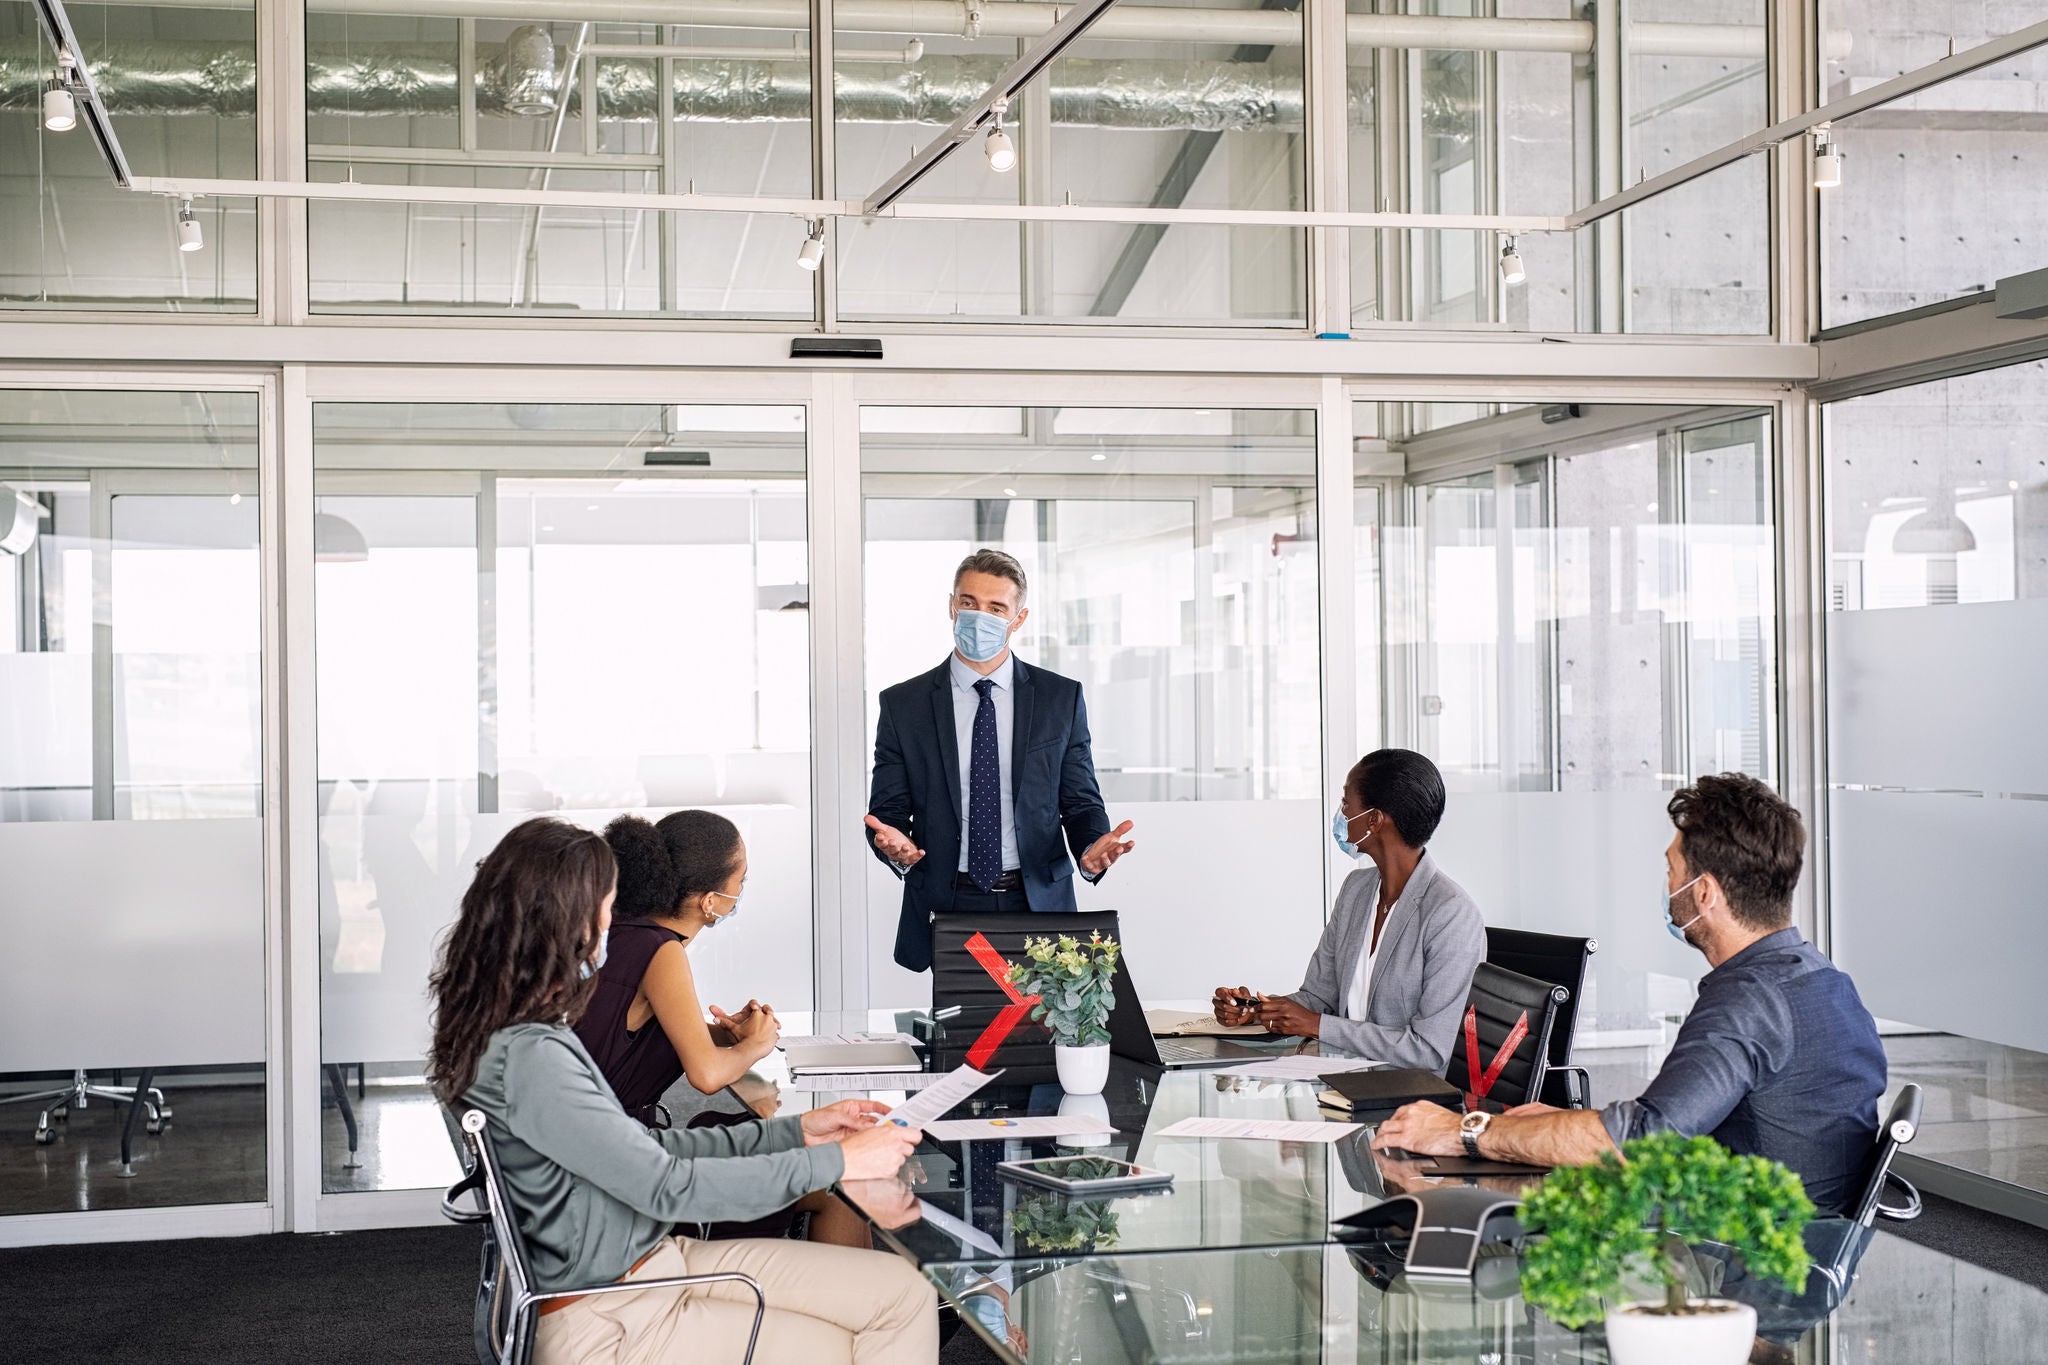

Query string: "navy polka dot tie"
[968, 678, 1002, 892]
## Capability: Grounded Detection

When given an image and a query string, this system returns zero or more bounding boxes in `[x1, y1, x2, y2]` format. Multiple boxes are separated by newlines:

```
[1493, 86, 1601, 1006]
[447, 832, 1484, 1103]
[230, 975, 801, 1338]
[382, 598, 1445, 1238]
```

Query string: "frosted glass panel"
[313, 402, 811, 1192]
[1831, 789, 2048, 1055]
[1427, 790, 1704, 1040]
[0, 819, 264, 1072]
[1827, 598, 2048, 795]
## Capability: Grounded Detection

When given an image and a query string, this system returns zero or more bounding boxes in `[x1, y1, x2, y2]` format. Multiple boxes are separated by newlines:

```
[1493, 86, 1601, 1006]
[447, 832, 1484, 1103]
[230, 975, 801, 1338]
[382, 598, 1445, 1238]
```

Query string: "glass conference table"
[745, 1014, 2048, 1364]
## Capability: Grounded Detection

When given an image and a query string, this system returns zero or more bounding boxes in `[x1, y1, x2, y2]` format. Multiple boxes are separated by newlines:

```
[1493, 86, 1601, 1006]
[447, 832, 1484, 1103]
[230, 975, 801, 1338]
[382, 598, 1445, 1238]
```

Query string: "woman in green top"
[428, 817, 937, 1365]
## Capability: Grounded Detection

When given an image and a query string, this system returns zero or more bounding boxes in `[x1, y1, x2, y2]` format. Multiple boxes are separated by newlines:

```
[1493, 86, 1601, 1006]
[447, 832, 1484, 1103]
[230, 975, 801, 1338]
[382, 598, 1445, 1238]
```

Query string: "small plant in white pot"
[1006, 933, 1120, 1095]
[1518, 1131, 1814, 1365]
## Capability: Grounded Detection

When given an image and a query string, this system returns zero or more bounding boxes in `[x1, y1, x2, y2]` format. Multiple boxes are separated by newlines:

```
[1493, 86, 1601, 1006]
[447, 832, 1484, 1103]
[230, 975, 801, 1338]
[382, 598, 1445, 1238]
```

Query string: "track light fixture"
[43, 82, 75, 132]
[1498, 235, 1526, 287]
[44, 51, 77, 132]
[984, 98, 1016, 173]
[795, 220, 826, 271]
[1813, 129, 1843, 189]
[177, 198, 203, 253]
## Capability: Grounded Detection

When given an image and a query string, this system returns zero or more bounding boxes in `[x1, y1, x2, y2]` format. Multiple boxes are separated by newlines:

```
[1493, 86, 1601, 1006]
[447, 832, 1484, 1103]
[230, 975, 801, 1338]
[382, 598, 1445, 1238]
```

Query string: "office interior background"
[0, 0, 2044, 1337]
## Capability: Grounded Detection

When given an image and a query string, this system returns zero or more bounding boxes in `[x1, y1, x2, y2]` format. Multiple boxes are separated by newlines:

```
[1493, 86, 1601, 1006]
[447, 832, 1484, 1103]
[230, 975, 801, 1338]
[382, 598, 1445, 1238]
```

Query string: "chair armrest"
[527, 1271, 764, 1310]
[1874, 1172, 1922, 1223]
[440, 1169, 489, 1225]
[1556, 1066, 1592, 1110]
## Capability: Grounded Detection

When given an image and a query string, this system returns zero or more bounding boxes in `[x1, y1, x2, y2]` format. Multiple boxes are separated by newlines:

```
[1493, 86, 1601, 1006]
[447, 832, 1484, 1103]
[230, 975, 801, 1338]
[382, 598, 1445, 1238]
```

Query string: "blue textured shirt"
[1600, 927, 1886, 1213]
[950, 652, 1019, 873]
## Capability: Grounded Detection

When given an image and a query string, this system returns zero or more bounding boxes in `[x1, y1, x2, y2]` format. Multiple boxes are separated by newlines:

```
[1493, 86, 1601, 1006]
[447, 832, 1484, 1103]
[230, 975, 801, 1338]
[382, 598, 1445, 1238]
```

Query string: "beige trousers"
[533, 1235, 937, 1365]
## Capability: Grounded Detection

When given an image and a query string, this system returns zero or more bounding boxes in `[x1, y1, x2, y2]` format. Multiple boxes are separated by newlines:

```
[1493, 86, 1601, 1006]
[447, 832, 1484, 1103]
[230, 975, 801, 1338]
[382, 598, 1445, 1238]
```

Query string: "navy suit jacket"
[868, 656, 1113, 972]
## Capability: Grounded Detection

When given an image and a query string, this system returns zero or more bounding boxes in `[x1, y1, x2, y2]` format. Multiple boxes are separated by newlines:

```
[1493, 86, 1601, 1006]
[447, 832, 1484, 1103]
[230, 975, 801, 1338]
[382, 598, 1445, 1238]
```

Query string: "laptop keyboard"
[1156, 1039, 1228, 1065]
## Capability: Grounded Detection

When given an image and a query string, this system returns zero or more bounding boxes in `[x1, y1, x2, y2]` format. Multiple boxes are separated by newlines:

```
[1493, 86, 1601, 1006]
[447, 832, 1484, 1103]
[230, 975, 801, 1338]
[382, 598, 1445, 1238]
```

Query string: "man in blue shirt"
[1374, 773, 1886, 1213]
[864, 549, 1137, 972]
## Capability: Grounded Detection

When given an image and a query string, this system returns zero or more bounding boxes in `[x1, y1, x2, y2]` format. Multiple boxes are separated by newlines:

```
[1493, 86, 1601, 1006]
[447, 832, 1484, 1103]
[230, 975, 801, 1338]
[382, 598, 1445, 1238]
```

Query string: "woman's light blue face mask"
[703, 888, 744, 929]
[953, 607, 1012, 663]
[1331, 808, 1376, 858]
[578, 932, 610, 981]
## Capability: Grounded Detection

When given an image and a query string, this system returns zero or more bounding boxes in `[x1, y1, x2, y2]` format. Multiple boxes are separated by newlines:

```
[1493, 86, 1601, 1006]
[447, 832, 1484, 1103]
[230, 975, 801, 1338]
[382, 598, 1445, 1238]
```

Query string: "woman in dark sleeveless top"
[574, 811, 873, 1249]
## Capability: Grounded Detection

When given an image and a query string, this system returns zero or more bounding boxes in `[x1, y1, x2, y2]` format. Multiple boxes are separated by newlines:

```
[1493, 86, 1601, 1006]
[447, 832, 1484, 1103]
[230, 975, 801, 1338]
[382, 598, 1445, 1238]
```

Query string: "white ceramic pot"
[1056, 1092, 1113, 1147]
[1054, 1042, 1111, 1096]
[1602, 1298, 1757, 1365]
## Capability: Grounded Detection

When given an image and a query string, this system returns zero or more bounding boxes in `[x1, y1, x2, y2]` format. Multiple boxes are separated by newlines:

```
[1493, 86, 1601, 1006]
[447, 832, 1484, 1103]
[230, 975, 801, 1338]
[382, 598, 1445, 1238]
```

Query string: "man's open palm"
[1080, 820, 1136, 876]
[864, 815, 924, 867]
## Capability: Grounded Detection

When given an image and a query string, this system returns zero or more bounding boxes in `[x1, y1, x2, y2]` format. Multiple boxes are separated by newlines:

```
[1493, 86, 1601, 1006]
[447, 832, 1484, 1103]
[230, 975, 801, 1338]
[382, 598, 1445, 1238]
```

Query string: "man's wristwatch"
[1459, 1109, 1492, 1157]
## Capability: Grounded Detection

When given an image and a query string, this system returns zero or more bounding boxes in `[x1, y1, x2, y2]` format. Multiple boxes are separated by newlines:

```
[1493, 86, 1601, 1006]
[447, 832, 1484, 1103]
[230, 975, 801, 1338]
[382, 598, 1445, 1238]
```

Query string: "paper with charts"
[883, 1064, 1004, 1129]
[920, 1114, 1121, 1142]
[1158, 1116, 1363, 1144]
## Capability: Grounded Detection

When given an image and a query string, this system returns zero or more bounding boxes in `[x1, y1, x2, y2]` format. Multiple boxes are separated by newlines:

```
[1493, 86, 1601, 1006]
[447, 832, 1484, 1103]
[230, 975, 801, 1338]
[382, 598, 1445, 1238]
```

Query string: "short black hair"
[1667, 773, 1804, 930]
[1345, 749, 1447, 848]
[602, 810, 743, 920]
[953, 548, 1028, 601]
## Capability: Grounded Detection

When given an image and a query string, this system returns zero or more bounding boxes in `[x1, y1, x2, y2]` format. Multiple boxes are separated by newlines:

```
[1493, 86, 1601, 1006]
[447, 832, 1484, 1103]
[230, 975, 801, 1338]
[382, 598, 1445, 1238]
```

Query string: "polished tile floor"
[4, 1031, 2045, 1215]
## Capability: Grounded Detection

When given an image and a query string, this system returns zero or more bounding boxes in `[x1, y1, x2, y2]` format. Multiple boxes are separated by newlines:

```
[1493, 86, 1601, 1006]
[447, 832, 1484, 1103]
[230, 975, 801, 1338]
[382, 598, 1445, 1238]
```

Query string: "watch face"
[1460, 1111, 1487, 1131]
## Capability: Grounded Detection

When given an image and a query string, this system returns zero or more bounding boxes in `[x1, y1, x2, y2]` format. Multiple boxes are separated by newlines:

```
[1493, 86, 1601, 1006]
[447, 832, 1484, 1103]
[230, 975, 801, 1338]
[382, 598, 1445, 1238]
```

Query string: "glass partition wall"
[859, 406, 1326, 1005]
[1824, 357, 2048, 1200]
[309, 401, 810, 1192]
[0, 387, 269, 1217]
[1382, 402, 1780, 1105]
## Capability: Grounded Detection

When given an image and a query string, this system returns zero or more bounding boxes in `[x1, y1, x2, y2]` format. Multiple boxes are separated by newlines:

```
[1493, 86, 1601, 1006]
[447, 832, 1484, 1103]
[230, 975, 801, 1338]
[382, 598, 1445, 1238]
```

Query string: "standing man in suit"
[865, 549, 1137, 972]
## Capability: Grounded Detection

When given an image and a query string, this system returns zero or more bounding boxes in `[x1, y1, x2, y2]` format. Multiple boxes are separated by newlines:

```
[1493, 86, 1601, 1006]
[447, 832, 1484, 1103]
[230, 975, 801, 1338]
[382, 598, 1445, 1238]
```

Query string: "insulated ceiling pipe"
[3, 48, 1426, 132]
[76, 0, 1846, 62]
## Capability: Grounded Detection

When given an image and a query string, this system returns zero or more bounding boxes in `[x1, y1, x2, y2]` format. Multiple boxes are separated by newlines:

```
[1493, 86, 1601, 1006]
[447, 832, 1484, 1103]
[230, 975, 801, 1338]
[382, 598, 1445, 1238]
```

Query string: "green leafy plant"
[1009, 1175, 1123, 1253]
[1518, 1131, 1815, 1328]
[1006, 933, 1120, 1047]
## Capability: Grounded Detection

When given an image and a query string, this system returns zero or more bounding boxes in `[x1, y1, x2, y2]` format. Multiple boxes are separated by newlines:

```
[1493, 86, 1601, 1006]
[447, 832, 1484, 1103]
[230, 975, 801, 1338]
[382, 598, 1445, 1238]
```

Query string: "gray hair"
[952, 548, 1028, 600]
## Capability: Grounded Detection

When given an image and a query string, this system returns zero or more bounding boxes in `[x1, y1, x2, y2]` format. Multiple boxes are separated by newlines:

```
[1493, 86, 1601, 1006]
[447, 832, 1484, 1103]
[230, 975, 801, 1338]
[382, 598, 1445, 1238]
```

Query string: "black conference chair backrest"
[929, 910, 1126, 1072]
[1849, 1084, 1925, 1231]
[1443, 962, 1566, 1109]
[1483, 928, 1595, 1107]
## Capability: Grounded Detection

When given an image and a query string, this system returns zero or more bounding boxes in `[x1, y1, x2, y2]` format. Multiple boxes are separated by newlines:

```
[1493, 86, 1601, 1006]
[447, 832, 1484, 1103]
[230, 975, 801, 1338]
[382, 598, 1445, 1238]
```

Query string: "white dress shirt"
[1343, 886, 1403, 1021]
[951, 652, 1020, 873]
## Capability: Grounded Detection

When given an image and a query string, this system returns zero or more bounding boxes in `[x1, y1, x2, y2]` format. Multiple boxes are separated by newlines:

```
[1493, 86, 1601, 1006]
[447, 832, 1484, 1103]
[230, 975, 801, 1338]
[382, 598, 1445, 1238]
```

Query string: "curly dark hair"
[426, 817, 616, 1105]
[1344, 748, 1448, 847]
[604, 810, 744, 920]
[1667, 773, 1805, 931]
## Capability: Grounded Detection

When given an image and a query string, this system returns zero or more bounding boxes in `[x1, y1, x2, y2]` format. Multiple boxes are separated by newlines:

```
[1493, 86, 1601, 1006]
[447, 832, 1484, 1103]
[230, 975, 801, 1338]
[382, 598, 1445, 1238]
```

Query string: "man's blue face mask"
[1663, 873, 1704, 943]
[953, 607, 1012, 663]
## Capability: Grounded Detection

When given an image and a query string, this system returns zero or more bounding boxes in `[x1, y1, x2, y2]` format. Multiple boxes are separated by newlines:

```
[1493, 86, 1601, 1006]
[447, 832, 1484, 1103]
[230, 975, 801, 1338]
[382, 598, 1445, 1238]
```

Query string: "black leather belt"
[955, 870, 1025, 893]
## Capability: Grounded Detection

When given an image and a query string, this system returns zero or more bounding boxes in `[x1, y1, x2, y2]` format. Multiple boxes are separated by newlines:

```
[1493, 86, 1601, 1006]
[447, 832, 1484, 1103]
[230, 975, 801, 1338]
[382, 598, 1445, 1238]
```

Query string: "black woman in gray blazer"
[1212, 749, 1485, 1071]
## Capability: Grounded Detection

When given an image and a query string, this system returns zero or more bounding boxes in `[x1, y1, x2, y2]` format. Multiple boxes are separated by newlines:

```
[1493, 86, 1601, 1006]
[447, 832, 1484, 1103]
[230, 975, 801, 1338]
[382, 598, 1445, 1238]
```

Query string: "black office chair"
[1442, 963, 1567, 1110]
[1483, 928, 1596, 1108]
[441, 1109, 766, 1365]
[1698, 1085, 1924, 1339]
[1814, 1083, 1925, 1292]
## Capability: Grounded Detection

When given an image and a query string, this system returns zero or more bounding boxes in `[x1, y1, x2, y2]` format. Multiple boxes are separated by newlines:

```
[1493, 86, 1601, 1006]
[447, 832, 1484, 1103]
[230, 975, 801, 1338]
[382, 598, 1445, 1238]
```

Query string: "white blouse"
[1342, 889, 1402, 1021]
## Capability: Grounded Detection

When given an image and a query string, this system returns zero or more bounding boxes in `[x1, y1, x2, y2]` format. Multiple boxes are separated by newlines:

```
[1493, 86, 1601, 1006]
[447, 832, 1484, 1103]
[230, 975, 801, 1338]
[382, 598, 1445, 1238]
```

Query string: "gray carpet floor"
[0, 1192, 2039, 1362]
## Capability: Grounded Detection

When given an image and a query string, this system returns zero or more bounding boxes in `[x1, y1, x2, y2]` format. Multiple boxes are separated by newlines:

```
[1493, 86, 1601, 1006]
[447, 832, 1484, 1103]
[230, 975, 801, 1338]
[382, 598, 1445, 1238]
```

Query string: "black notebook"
[1316, 1067, 1462, 1114]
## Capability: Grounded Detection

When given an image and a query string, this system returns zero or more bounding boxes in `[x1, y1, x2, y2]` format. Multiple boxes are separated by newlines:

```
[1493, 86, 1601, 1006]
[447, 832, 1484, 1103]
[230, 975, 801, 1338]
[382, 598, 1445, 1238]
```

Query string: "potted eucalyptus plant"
[1006, 933, 1120, 1095]
[1518, 1131, 1815, 1365]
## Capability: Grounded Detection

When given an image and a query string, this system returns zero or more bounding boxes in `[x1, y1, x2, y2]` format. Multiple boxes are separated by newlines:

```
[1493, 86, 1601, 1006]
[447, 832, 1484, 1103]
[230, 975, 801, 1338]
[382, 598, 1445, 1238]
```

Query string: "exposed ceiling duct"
[2, 46, 1421, 132]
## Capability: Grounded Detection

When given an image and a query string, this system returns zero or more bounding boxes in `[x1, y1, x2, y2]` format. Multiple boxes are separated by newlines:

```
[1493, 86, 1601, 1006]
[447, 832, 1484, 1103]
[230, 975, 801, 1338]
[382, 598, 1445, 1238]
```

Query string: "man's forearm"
[1477, 1109, 1617, 1167]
